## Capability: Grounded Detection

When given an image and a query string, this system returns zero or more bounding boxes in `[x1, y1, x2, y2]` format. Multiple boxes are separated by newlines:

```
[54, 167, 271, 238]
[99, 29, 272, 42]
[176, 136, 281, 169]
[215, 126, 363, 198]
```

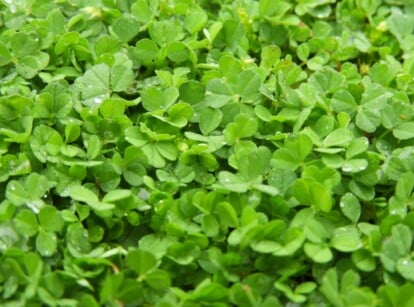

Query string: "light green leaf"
[199, 107, 222, 135]
[224, 114, 258, 145]
[14, 209, 39, 237]
[36, 231, 57, 257]
[346, 137, 369, 159]
[304, 243, 333, 263]
[126, 249, 158, 275]
[396, 258, 414, 281]
[112, 16, 141, 42]
[393, 122, 414, 140]
[141, 87, 179, 112]
[352, 249, 376, 272]
[340, 193, 361, 223]
[331, 226, 362, 252]
[38, 206, 64, 233]
[69, 185, 99, 203]
[356, 108, 381, 133]
[331, 90, 358, 115]
[323, 128, 353, 147]
[184, 7, 208, 34]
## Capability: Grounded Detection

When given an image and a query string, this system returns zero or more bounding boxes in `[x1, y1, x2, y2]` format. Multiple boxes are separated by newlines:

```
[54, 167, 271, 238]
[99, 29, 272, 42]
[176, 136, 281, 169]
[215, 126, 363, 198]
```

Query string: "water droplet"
[93, 97, 103, 104]
[26, 200, 42, 213]
[358, 164, 367, 171]
[9, 184, 16, 191]
[402, 259, 409, 266]
[400, 150, 412, 160]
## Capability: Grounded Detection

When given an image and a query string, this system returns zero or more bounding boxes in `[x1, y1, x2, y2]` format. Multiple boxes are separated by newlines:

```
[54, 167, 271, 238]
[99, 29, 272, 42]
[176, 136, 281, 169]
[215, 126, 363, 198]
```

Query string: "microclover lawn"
[2, 0, 414, 306]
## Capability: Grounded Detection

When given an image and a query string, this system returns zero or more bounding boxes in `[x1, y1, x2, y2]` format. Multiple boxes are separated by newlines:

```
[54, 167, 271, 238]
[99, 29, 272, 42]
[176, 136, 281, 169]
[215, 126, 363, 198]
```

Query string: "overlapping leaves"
[1, 0, 414, 306]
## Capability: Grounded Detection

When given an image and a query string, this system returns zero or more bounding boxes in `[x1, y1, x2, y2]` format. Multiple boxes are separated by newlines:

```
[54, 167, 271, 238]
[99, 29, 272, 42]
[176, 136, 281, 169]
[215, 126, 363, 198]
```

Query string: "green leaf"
[201, 214, 220, 237]
[94, 35, 121, 56]
[131, 0, 158, 23]
[112, 16, 141, 42]
[167, 242, 200, 265]
[218, 171, 248, 193]
[396, 258, 414, 282]
[14, 209, 39, 237]
[11, 32, 39, 57]
[199, 107, 222, 135]
[235, 70, 262, 102]
[323, 128, 353, 147]
[331, 90, 358, 115]
[330, 226, 362, 252]
[320, 269, 342, 306]
[224, 114, 258, 145]
[145, 269, 171, 291]
[261, 45, 281, 69]
[352, 249, 376, 272]
[387, 11, 414, 42]
[396, 172, 414, 200]
[356, 108, 381, 133]
[346, 137, 369, 159]
[126, 249, 158, 275]
[293, 179, 333, 212]
[167, 102, 193, 127]
[149, 20, 184, 46]
[6, 180, 29, 206]
[38, 206, 64, 233]
[16, 53, 49, 79]
[134, 38, 160, 63]
[30, 125, 63, 163]
[349, 180, 375, 201]
[309, 67, 345, 94]
[0, 43, 12, 66]
[369, 63, 395, 86]
[141, 87, 179, 112]
[69, 185, 99, 203]
[205, 78, 233, 108]
[392, 224, 412, 256]
[340, 193, 361, 223]
[216, 201, 238, 228]
[273, 134, 313, 170]
[166, 42, 193, 64]
[260, 0, 291, 18]
[111, 64, 134, 92]
[394, 122, 414, 140]
[36, 230, 57, 257]
[85, 135, 102, 160]
[304, 243, 333, 263]
[311, 181, 333, 212]
[77, 63, 110, 105]
[184, 7, 208, 34]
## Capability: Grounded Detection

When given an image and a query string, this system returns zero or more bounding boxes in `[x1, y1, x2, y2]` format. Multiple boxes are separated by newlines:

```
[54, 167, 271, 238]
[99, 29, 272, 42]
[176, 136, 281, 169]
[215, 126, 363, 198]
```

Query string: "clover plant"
[2, 0, 414, 306]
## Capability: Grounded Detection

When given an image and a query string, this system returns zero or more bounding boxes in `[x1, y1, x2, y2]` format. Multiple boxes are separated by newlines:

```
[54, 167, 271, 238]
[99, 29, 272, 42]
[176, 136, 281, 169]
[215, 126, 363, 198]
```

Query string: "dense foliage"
[2, 0, 414, 305]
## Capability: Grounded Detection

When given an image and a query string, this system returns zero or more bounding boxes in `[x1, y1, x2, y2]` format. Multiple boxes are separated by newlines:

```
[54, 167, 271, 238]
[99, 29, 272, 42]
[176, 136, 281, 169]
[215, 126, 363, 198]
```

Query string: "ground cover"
[1, 0, 414, 306]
